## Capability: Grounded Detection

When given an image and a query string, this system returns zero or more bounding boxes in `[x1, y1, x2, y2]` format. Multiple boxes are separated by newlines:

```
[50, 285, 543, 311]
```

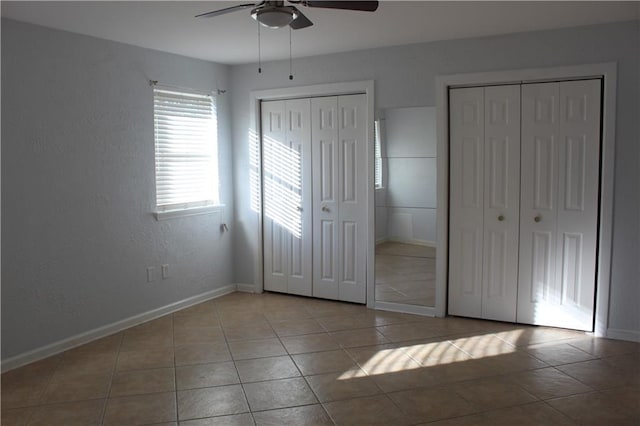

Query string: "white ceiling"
[2, 1, 638, 65]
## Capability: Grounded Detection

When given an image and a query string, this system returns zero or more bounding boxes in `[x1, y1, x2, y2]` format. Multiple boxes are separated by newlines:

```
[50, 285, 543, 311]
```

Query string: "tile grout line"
[99, 332, 125, 425]
[251, 301, 334, 417]
[545, 363, 599, 394]
[217, 299, 257, 425]
[349, 334, 563, 421]
[541, 390, 616, 424]
[22, 350, 64, 424]
[409, 346, 635, 421]
[172, 311, 180, 425]
[271, 304, 337, 425]
[327, 329, 411, 422]
[537, 398, 589, 424]
[552, 360, 628, 393]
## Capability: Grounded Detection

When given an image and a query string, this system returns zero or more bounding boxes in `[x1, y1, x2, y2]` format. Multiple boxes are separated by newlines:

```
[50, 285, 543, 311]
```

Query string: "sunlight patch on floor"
[337, 329, 525, 380]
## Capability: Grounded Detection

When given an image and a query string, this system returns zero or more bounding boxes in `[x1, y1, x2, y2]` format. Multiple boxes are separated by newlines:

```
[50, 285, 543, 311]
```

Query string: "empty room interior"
[2, 1, 639, 425]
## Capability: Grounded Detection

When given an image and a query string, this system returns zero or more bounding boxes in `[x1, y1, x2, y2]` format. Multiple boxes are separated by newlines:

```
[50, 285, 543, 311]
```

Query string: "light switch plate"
[161, 264, 169, 279]
[147, 266, 155, 282]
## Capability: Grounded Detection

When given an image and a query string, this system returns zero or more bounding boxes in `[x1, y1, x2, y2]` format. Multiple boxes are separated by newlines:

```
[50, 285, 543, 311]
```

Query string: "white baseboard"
[236, 283, 256, 293]
[605, 327, 640, 343]
[1, 284, 237, 373]
[374, 300, 437, 317]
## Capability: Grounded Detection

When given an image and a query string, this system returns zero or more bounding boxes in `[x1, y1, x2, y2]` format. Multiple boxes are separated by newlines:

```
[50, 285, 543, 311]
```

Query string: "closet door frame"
[436, 63, 617, 337]
[249, 80, 376, 306]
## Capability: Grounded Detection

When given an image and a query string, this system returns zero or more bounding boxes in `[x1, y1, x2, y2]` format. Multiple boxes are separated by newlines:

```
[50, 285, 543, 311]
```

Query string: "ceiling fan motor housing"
[251, 5, 298, 28]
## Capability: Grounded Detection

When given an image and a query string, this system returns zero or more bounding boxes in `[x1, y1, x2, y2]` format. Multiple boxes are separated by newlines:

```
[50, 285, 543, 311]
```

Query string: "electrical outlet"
[162, 264, 169, 279]
[147, 266, 155, 282]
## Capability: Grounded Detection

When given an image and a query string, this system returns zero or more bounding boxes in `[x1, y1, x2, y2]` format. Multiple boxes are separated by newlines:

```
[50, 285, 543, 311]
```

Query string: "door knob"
[296, 206, 303, 212]
[322, 206, 330, 212]
[498, 215, 505, 221]
[534, 215, 541, 222]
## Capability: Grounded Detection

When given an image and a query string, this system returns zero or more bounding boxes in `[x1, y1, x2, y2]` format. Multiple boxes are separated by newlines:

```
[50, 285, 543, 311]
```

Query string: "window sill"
[154, 205, 224, 221]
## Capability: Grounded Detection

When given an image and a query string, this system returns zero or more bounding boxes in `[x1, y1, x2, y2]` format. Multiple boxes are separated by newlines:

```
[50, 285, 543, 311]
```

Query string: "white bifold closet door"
[517, 80, 601, 331]
[262, 94, 367, 303]
[449, 79, 601, 330]
[263, 99, 313, 296]
[311, 94, 368, 303]
[448, 85, 521, 322]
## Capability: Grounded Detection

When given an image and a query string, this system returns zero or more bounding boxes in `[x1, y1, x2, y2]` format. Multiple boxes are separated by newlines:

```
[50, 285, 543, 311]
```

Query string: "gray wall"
[1, 19, 234, 359]
[230, 21, 639, 335]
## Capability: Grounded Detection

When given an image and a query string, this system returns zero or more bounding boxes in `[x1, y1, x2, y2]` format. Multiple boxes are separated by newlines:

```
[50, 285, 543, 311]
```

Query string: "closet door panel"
[337, 94, 367, 303]
[518, 83, 560, 323]
[312, 97, 340, 300]
[481, 85, 520, 322]
[554, 79, 601, 329]
[263, 100, 289, 293]
[262, 99, 312, 296]
[448, 87, 484, 318]
[285, 98, 313, 296]
[518, 80, 600, 331]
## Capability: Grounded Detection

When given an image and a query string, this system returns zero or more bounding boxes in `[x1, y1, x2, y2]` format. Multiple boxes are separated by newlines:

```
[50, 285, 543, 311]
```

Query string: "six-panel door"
[311, 95, 368, 303]
[448, 87, 485, 318]
[311, 96, 340, 300]
[482, 85, 521, 322]
[517, 80, 601, 331]
[337, 94, 368, 303]
[448, 85, 521, 322]
[262, 99, 313, 296]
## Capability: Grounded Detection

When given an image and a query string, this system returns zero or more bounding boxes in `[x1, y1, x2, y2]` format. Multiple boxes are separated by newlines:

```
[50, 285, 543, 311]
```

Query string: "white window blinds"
[374, 120, 383, 188]
[153, 87, 219, 211]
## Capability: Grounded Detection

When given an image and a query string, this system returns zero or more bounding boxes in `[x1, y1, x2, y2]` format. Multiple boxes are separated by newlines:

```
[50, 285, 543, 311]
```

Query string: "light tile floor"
[2, 291, 639, 425]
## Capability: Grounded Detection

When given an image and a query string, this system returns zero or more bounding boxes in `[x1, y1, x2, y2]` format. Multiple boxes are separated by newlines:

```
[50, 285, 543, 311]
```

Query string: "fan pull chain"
[289, 26, 293, 80]
[258, 21, 262, 74]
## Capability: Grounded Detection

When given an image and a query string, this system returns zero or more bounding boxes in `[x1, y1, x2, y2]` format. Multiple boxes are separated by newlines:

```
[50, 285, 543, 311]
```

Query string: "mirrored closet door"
[374, 106, 437, 308]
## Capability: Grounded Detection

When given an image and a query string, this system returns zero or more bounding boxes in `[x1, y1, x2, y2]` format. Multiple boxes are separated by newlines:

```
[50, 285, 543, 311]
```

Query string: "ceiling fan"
[196, 1, 379, 30]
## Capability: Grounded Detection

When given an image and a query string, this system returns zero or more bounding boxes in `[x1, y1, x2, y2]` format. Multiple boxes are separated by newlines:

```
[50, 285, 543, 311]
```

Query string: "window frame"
[152, 85, 222, 220]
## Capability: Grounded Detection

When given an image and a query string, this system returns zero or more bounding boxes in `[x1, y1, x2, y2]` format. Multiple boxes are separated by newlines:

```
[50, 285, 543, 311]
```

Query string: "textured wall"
[1, 19, 234, 359]
[230, 21, 639, 335]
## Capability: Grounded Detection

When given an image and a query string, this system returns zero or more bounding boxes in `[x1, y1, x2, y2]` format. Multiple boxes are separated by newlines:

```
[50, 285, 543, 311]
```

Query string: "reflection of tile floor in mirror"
[3, 291, 639, 425]
[375, 242, 436, 306]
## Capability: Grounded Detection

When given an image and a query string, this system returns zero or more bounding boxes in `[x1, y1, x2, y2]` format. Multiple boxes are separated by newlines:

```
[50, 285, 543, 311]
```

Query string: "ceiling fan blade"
[302, 1, 378, 12]
[195, 3, 258, 18]
[290, 7, 313, 30]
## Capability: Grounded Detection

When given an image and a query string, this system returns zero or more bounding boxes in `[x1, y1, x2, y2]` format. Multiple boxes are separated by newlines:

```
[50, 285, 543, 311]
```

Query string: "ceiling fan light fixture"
[251, 6, 298, 29]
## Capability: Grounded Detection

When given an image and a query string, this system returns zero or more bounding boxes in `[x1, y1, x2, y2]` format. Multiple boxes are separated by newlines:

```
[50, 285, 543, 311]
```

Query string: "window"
[374, 119, 383, 188]
[153, 87, 219, 214]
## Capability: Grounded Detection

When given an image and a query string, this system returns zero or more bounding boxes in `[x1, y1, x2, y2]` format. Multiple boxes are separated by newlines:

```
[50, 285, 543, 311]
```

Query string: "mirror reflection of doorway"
[374, 106, 437, 307]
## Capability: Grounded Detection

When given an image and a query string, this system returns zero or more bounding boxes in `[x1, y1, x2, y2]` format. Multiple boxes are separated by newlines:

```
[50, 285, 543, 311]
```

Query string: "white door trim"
[249, 80, 376, 307]
[435, 63, 617, 337]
